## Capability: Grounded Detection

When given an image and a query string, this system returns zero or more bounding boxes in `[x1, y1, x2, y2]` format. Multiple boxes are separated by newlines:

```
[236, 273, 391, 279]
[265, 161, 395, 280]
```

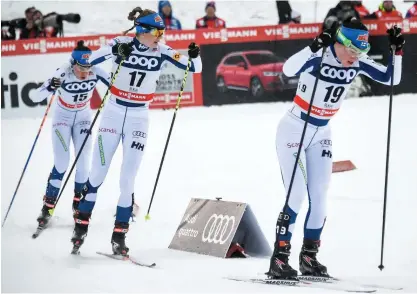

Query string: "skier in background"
[31, 40, 110, 229]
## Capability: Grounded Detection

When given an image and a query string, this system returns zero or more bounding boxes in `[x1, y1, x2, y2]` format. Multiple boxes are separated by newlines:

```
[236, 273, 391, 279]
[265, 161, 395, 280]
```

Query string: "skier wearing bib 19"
[70, 7, 202, 255]
[32, 41, 110, 230]
[267, 18, 404, 279]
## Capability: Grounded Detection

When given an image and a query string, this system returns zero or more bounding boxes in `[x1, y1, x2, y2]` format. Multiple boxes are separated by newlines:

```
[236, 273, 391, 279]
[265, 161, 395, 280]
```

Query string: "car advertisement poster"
[200, 40, 307, 106]
[199, 33, 417, 106]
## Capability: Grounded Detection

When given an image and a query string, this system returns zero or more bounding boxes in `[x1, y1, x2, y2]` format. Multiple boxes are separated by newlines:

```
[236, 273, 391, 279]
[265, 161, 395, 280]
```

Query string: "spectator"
[323, 1, 360, 29]
[1, 6, 36, 40]
[275, 1, 301, 24]
[276, 1, 292, 24]
[405, 1, 417, 18]
[20, 9, 45, 39]
[370, 1, 403, 20]
[351, 1, 370, 18]
[196, 1, 226, 29]
[158, 1, 182, 30]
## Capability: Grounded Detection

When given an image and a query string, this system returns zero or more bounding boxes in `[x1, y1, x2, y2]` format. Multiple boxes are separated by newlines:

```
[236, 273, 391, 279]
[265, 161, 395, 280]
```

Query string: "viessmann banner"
[2, 19, 416, 118]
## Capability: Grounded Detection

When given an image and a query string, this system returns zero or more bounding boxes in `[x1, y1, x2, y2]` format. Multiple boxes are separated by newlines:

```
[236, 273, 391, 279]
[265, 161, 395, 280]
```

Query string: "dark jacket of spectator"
[158, 1, 182, 30]
[323, 1, 361, 29]
[196, 1, 226, 29]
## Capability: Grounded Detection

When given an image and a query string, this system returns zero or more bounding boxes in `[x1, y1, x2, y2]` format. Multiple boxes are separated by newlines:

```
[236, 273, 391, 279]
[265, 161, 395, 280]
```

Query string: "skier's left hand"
[188, 42, 200, 58]
[387, 25, 405, 54]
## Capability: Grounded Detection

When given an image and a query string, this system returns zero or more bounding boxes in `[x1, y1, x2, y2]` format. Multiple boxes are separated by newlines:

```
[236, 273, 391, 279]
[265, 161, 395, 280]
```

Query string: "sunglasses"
[137, 23, 165, 37]
[337, 29, 370, 57]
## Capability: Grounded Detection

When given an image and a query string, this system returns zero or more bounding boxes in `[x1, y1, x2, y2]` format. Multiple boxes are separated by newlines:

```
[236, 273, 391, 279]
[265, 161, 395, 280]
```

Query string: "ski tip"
[32, 234, 38, 239]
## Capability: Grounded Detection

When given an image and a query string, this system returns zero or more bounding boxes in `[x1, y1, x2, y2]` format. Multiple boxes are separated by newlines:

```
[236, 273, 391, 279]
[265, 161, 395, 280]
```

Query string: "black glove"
[188, 42, 200, 58]
[112, 42, 133, 58]
[47, 77, 61, 91]
[310, 27, 337, 53]
[387, 25, 405, 53]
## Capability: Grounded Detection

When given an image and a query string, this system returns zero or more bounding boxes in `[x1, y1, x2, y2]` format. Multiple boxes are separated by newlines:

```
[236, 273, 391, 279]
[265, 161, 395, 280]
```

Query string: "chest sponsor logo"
[62, 80, 97, 93]
[320, 65, 358, 83]
[123, 54, 160, 70]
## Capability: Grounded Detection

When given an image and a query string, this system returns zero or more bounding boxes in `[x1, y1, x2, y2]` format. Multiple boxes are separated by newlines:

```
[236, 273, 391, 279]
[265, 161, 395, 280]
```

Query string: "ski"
[31, 226, 45, 239]
[96, 251, 156, 268]
[298, 276, 402, 291]
[31, 216, 59, 239]
[225, 275, 377, 293]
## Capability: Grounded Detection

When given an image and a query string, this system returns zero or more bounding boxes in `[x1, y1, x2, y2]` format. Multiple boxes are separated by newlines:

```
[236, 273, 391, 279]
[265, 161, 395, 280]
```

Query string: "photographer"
[1, 6, 36, 40]
[1, 8, 80, 40]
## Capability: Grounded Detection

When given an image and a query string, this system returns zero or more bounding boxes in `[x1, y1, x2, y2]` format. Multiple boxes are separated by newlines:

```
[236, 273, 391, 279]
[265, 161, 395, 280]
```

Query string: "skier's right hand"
[112, 43, 133, 59]
[47, 77, 61, 92]
[310, 27, 337, 53]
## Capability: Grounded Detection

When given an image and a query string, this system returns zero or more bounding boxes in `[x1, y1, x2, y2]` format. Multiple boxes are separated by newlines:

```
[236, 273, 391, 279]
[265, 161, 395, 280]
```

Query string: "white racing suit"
[32, 63, 109, 199]
[77, 37, 202, 223]
[275, 45, 402, 243]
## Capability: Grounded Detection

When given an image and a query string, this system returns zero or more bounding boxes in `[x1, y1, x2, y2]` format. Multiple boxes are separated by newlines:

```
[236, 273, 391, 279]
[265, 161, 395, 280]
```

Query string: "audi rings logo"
[202, 214, 235, 245]
[62, 81, 97, 93]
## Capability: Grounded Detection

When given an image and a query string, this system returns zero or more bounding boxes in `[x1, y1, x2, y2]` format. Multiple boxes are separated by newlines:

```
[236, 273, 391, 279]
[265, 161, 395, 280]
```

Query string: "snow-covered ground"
[2, 94, 417, 292]
[1, 0, 415, 36]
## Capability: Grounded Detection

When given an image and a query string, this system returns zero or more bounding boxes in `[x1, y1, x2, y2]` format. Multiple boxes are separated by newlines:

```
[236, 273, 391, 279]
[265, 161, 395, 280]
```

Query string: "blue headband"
[336, 25, 369, 51]
[71, 50, 91, 67]
[135, 13, 165, 34]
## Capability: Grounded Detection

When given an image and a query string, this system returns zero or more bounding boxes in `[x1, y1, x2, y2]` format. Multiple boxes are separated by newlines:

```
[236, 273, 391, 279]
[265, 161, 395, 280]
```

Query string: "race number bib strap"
[292, 95, 338, 126]
[58, 96, 88, 109]
[110, 86, 154, 103]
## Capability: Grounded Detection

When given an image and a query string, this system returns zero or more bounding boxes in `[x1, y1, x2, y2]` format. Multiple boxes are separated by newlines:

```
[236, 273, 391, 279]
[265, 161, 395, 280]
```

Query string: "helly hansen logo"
[322, 150, 332, 158]
[320, 65, 358, 84]
[131, 141, 144, 151]
[80, 128, 90, 134]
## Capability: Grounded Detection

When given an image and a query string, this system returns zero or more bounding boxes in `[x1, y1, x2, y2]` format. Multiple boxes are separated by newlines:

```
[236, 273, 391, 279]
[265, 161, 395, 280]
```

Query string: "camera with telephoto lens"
[34, 11, 81, 37]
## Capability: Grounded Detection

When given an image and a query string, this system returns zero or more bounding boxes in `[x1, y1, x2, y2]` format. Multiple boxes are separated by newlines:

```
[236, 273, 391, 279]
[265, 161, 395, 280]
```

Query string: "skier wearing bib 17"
[70, 7, 202, 255]
[267, 19, 404, 279]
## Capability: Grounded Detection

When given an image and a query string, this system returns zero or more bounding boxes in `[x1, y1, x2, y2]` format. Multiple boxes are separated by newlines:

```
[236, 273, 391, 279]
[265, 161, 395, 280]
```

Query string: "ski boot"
[36, 196, 56, 227]
[72, 191, 82, 213]
[111, 222, 129, 256]
[299, 239, 329, 277]
[266, 241, 298, 280]
[71, 211, 91, 254]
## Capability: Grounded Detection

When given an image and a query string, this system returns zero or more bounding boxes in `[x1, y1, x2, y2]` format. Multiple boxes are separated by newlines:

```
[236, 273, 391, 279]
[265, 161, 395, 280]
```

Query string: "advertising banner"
[2, 19, 416, 117]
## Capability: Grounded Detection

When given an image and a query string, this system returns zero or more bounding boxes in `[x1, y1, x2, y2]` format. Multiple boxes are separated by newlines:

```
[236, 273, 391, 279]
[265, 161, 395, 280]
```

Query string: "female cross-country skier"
[32, 40, 110, 229]
[70, 7, 202, 255]
[267, 19, 404, 279]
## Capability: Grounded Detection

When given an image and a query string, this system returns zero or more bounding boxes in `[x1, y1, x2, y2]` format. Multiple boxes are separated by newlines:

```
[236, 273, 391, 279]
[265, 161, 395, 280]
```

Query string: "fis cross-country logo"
[202, 214, 235, 245]
[320, 65, 358, 84]
[62, 81, 97, 93]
